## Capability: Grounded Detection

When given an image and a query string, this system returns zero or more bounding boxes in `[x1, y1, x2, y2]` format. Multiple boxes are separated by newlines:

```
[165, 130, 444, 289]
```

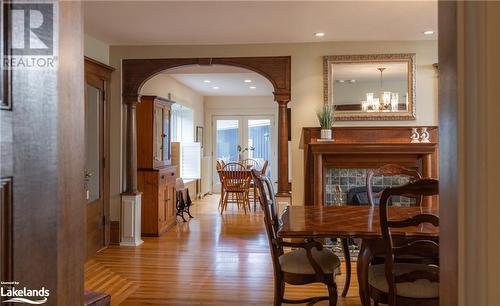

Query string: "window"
[171, 104, 194, 142]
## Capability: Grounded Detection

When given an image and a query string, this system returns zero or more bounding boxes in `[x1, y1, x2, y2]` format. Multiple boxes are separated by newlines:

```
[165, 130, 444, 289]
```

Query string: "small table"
[277, 205, 439, 306]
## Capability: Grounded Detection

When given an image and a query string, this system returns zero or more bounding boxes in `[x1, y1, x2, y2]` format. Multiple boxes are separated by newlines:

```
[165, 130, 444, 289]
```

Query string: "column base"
[276, 192, 292, 206]
[120, 192, 144, 247]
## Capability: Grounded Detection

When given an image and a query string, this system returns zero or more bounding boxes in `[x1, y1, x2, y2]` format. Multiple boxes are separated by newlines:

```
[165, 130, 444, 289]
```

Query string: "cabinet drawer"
[159, 167, 176, 183]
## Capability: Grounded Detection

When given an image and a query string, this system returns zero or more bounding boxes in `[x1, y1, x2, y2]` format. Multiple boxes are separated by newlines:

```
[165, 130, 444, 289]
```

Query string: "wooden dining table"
[277, 204, 439, 306]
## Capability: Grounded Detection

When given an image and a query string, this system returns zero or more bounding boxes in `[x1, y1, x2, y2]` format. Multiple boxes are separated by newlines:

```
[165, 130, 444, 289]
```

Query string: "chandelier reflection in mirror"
[362, 67, 401, 112]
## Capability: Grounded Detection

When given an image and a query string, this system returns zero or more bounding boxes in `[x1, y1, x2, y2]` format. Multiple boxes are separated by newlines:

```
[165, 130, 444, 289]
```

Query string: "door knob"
[84, 170, 93, 181]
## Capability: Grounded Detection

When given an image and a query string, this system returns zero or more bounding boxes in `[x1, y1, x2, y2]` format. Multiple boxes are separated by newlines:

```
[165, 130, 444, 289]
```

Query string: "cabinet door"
[158, 181, 165, 226]
[165, 183, 176, 222]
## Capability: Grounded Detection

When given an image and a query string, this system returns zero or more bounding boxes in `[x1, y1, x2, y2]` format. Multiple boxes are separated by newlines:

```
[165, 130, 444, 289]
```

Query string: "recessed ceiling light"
[314, 32, 325, 37]
[213, 86, 219, 90]
[203, 80, 211, 83]
[336, 80, 345, 83]
[423, 30, 435, 35]
[249, 86, 257, 89]
[348, 79, 356, 83]
[244, 79, 252, 83]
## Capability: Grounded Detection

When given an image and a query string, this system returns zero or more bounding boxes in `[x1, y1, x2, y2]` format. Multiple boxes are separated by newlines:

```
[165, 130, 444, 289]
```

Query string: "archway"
[121, 56, 291, 197]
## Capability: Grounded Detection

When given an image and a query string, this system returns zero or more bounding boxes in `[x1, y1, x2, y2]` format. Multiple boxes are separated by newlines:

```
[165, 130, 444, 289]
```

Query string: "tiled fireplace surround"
[301, 126, 439, 205]
[324, 168, 414, 206]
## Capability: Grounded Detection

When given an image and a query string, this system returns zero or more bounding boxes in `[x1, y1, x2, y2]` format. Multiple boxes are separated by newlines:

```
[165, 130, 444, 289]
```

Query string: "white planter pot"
[320, 129, 332, 140]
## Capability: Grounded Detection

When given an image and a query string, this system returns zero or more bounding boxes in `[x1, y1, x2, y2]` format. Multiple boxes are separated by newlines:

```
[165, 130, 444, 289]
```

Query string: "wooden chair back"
[366, 164, 422, 206]
[251, 170, 283, 260]
[379, 178, 440, 306]
[220, 162, 250, 192]
[260, 160, 269, 176]
[216, 160, 225, 170]
[241, 158, 260, 170]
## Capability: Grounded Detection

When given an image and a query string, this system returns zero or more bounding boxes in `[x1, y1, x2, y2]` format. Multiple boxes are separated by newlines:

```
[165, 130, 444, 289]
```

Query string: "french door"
[212, 115, 276, 192]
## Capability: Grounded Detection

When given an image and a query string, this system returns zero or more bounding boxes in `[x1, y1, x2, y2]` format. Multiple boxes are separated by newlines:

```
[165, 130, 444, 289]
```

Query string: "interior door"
[85, 75, 106, 258]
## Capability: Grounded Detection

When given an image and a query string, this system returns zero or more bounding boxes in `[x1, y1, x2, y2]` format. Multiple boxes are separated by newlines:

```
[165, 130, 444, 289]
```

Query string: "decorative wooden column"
[124, 96, 139, 194]
[276, 98, 291, 197]
[121, 94, 143, 247]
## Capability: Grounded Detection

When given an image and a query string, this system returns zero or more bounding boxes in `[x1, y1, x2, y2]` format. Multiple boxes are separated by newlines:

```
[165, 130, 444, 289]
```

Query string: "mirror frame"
[323, 53, 416, 121]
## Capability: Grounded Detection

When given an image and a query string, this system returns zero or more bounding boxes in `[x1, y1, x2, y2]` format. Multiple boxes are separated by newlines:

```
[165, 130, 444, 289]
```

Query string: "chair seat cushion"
[369, 263, 439, 299]
[279, 248, 340, 275]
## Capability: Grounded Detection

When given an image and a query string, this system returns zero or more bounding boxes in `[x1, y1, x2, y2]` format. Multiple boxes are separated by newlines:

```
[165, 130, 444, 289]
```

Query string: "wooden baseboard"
[110, 221, 120, 245]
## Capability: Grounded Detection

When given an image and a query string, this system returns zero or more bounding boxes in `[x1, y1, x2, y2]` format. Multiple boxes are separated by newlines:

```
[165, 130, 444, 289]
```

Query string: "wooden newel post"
[276, 98, 290, 197]
[124, 95, 140, 194]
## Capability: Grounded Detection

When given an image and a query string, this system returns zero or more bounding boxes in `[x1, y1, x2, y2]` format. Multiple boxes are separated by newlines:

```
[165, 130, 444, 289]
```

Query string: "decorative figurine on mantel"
[419, 127, 431, 143]
[317, 103, 335, 141]
[410, 128, 420, 143]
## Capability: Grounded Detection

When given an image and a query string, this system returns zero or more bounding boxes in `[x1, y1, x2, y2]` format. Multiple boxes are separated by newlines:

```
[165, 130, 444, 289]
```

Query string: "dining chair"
[220, 162, 251, 214]
[260, 159, 269, 176]
[251, 169, 340, 306]
[369, 178, 440, 306]
[216, 160, 225, 210]
[241, 158, 261, 209]
[241, 158, 260, 170]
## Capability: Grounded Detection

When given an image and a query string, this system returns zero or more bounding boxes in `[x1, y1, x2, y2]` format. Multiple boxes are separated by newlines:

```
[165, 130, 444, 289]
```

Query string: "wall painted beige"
[84, 34, 110, 65]
[108, 40, 437, 219]
[140, 74, 204, 129]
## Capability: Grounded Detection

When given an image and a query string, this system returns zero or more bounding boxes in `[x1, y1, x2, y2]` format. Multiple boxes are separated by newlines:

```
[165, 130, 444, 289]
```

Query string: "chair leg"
[341, 238, 351, 297]
[273, 279, 284, 306]
[253, 185, 257, 210]
[221, 192, 229, 214]
[327, 283, 338, 306]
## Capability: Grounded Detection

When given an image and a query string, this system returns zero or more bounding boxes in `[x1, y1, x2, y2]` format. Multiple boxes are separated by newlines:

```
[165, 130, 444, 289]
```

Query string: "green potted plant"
[317, 103, 335, 140]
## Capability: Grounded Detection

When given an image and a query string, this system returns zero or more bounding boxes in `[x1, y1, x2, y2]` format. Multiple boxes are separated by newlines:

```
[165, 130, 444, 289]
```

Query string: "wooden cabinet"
[137, 95, 178, 236]
[137, 95, 174, 169]
[138, 166, 177, 236]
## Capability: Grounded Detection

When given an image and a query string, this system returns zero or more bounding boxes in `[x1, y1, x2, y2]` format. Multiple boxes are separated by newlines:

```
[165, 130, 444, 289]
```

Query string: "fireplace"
[301, 127, 439, 205]
[325, 168, 416, 206]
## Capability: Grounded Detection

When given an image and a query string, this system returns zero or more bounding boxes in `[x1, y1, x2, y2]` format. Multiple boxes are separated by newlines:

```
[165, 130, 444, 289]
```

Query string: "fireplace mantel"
[301, 127, 439, 205]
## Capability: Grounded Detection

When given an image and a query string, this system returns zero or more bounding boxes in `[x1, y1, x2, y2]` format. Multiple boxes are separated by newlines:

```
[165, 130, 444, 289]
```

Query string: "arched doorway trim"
[121, 56, 291, 197]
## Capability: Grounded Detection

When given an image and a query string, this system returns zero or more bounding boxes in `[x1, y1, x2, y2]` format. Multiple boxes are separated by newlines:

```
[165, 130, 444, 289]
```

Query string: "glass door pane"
[247, 119, 271, 176]
[215, 119, 240, 163]
[85, 84, 102, 203]
[162, 107, 170, 162]
[154, 105, 163, 161]
[214, 118, 240, 189]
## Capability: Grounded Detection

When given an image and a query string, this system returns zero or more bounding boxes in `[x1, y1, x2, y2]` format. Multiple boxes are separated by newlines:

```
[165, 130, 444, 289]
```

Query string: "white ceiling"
[166, 65, 274, 96]
[83, 1, 437, 45]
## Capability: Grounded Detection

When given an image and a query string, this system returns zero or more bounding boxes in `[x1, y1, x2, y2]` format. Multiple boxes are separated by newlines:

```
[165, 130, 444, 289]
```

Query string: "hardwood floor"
[85, 195, 362, 305]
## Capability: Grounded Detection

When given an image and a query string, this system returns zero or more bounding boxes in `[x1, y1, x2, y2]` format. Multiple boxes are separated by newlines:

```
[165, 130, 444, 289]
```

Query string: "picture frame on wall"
[195, 126, 204, 148]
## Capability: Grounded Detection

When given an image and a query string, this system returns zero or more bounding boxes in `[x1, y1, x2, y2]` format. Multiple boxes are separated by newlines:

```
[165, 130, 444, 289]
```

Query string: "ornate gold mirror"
[323, 53, 416, 121]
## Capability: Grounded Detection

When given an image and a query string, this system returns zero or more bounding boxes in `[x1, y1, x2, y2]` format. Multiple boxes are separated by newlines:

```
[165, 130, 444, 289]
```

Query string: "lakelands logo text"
[3, 2, 58, 70]
[1, 281, 49, 304]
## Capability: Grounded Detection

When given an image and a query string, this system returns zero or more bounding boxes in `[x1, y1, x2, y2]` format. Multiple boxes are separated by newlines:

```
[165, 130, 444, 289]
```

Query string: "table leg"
[357, 239, 374, 306]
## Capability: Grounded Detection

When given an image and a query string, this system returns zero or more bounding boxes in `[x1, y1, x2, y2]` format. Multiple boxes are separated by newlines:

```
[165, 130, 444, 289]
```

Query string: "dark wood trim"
[110, 221, 120, 245]
[438, 1, 458, 305]
[0, 177, 13, 288]
[122, 56, 291, 196]
[1, 2, 12, 111]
